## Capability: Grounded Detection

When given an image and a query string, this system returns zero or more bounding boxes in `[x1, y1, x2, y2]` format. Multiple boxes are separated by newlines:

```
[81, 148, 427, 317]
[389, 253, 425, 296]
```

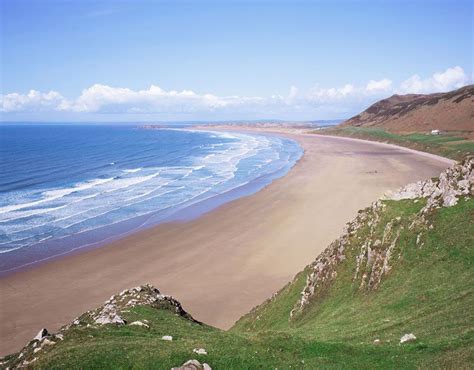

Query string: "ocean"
[0, 124, 302, 274]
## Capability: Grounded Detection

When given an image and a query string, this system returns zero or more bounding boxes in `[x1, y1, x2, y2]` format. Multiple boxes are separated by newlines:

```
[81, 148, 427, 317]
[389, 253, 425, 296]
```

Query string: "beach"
[0, 131, 451, 356]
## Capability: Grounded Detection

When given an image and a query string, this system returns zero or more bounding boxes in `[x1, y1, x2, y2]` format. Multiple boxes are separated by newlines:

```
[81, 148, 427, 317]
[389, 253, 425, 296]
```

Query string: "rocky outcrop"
[171, 359, 212, 370]
[290, 158, 473, 318]
[386, 157, 473, 208]
[354, 215, 403, 291]
[289, 201, 381, 318]
[67, 284, 199, 329]
[2, 284, 199, 368]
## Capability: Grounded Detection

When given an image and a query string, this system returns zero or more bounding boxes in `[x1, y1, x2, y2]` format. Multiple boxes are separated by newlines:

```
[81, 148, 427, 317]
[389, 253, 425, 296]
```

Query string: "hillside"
[317, 86, 474, 160]
[2, 158, 473, 369]
[342, 85, 474, 134]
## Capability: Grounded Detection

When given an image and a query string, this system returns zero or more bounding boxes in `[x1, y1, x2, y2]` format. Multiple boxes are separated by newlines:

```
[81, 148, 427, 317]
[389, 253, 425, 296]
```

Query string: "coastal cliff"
[2, 158, 473, 369]
[290, 157, 473, 318]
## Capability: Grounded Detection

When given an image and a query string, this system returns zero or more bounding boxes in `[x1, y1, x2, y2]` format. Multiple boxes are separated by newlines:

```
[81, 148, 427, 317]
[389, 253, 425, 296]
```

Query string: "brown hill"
[342, 85, 474, 134]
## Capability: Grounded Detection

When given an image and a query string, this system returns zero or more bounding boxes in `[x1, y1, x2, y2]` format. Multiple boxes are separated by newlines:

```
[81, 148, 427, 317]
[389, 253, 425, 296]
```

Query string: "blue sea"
[0, 124, 302, 274]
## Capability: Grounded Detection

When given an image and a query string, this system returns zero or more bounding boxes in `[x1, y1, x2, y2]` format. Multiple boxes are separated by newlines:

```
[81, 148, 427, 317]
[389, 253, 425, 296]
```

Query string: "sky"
[1, 0, 472, 122]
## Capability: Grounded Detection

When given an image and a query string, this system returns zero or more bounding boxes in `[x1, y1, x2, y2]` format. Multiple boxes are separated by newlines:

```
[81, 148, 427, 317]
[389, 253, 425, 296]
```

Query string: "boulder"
[193, 348, 208, 355]
[94, 314, 126, 325]
[171, 359, 212, 370]
[33, 328, 49, 341]
[161, 335, 173, 341]
[400, 333, 417, 344]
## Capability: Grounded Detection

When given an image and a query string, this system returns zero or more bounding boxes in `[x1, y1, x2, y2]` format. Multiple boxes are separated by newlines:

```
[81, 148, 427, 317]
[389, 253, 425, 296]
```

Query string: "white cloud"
[57, 84, 270, 113]
[308, 84, 356, 102]
[1, 66, 470, 117]
[308, 79, 393, 103]
[366, 78, 392, 93]
[399, 66, 468, 94]
[1, 90, 66, 112]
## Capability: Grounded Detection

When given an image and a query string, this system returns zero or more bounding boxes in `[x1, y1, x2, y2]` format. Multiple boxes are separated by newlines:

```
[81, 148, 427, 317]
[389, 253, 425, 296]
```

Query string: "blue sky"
[1, 0, 472, 122]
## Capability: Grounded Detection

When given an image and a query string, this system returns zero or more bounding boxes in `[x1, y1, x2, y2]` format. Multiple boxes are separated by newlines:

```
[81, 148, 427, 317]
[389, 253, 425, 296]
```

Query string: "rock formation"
[4, 284, 199, 368]
[291, 157, 473, 318]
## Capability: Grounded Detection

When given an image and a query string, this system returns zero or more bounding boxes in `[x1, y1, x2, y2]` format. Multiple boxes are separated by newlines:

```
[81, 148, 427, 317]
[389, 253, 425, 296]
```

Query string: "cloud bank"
[1, 66, 470, 118]
[398, 66, 468, 94]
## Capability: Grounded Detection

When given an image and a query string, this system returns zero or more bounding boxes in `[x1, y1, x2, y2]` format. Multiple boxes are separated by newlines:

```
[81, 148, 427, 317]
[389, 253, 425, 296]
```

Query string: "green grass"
[6, 198, 473, 369]
[316, 127, 474, 160]
[234, 198, 474, 368]
[20, 305, 436, 369]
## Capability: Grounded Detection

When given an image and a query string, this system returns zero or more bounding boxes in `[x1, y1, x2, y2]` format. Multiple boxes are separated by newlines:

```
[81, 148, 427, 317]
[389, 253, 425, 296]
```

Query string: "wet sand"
[0, 132, 451, 355]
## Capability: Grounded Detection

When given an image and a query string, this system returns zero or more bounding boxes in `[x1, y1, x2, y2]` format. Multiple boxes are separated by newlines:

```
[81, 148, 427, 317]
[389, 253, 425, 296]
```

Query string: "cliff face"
[342, 85, 474, 134]
[290, 157, 473, 318]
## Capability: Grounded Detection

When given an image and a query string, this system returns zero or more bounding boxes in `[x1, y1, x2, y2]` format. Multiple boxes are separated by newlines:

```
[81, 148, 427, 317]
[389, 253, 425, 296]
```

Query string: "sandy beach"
[0, 131, 451, 356]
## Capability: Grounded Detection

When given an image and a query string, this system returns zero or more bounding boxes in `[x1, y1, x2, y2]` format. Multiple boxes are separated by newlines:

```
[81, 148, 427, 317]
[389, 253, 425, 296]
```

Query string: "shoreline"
[0, 130, 303, 277]
[0, 130, 451, 356]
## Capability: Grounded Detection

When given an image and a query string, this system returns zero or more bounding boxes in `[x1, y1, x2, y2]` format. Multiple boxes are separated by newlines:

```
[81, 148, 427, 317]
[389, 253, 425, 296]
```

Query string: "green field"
[316, 126, 474, 160]
[5, 192, 473, 369]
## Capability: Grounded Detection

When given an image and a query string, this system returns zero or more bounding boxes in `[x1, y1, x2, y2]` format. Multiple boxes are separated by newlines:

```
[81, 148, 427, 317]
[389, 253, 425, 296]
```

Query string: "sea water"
[0, 124, 302, 274]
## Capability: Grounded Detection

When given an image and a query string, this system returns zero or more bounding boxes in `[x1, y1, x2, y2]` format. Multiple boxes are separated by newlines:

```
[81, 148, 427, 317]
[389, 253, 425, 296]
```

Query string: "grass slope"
[234, 197, 474, 368]
[5, 195, 472, 369]
[316, 126, 474, 160]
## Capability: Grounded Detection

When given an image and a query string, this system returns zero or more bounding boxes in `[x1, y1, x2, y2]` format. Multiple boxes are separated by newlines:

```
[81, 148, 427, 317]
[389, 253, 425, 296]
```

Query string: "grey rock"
[33, 328, 49, 341]
[94, 314, 126, 325]
[400, 333, 417, 344]
[130, 321, 149, 328]
[171, 359, 212, 370]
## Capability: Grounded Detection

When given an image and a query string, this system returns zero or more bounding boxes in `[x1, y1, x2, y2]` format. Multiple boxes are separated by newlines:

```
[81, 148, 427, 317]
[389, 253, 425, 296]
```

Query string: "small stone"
[400, 333, 417, 344]
[22, 357, 37, 366]
[42, 338, 55, 346]
[34, 328, 49, 341]
[373, 339, 380, 344]
[171, 359, 212, 370]
[130, 321, 149, 328]
[161, 335, 173, 341]
[193, 348, 208, 355]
